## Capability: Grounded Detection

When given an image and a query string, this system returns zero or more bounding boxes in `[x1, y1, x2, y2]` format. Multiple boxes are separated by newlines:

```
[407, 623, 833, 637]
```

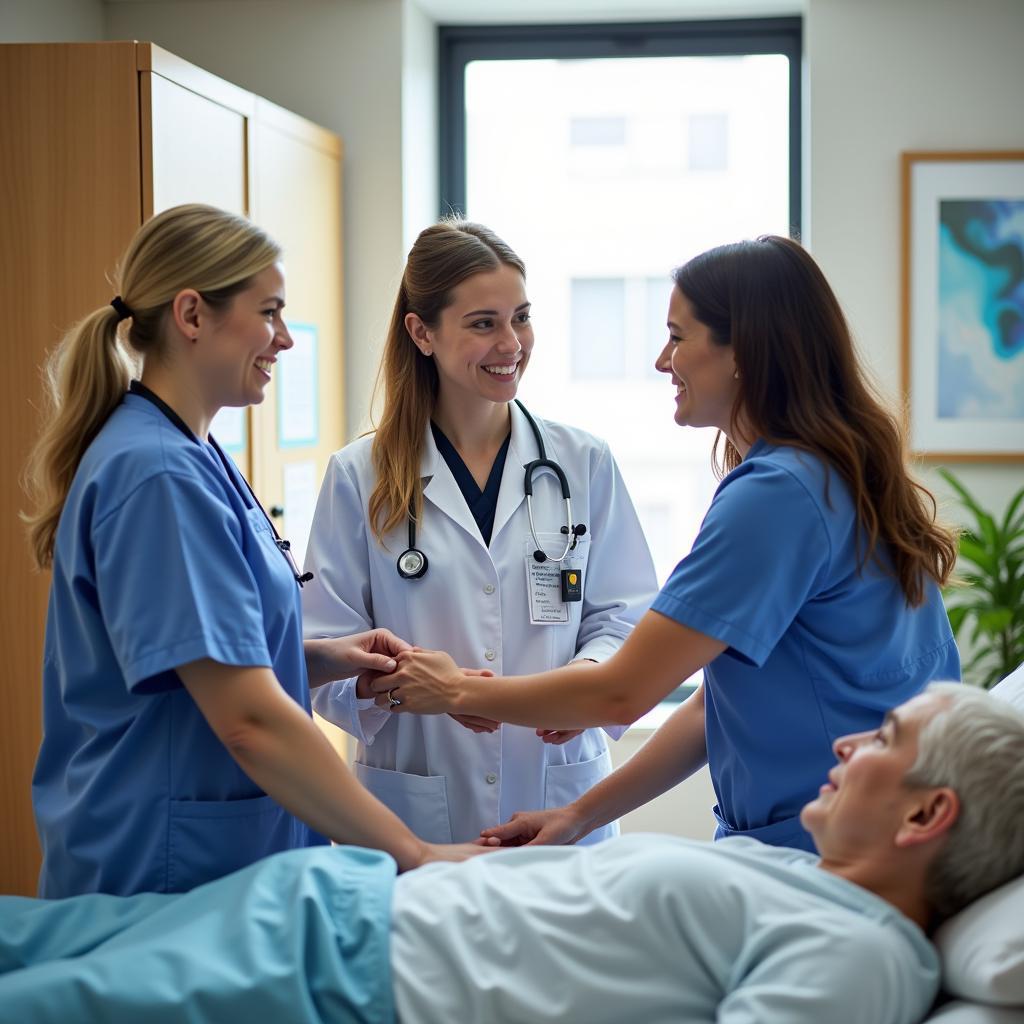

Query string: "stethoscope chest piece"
[397, 547, 428, 580]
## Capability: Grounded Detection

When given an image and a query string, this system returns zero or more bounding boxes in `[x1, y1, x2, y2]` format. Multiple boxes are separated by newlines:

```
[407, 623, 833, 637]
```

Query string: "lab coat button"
[483, 583, 495, 594]
[485, 772, 498, 784]
[484, 649, 496, 661]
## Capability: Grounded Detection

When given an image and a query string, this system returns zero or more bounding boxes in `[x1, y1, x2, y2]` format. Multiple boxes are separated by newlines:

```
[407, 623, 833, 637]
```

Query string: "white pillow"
[935, 874, 1024, 1005]
[926, 999, 1024, 1022]
[990, 664, 1024, 712]
[932, 668, 1024, 1007]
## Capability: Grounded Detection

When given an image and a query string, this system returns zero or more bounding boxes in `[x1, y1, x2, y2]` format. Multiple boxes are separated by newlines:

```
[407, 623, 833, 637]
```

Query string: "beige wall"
[402, 0, 439, 255]
[806, 0, 1024, 524]
[0, 0, 104, 41]
[103, 0, 406, 439]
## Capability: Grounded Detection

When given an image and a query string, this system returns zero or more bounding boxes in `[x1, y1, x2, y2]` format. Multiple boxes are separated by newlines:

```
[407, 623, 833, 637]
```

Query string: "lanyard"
[127, 381, 313, 587]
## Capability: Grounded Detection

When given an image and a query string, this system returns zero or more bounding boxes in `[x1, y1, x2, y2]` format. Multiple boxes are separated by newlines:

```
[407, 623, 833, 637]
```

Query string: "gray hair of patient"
[904, 682, 1024, 921]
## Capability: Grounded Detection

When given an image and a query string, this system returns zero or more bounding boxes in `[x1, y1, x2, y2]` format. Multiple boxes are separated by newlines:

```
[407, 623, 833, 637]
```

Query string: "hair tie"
[110, 296, 133, 322]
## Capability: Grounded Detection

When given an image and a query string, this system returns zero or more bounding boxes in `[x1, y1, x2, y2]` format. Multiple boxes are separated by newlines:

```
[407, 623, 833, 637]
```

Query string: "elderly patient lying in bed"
[2, 682, 1023, 1024]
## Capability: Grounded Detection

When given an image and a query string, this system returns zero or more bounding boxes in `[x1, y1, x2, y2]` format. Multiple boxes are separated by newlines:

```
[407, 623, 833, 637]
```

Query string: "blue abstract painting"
[937, 200, 1024, 420]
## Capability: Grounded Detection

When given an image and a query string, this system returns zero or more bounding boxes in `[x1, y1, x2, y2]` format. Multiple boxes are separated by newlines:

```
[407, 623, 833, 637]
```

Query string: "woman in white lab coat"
[303, 221, 657, 845]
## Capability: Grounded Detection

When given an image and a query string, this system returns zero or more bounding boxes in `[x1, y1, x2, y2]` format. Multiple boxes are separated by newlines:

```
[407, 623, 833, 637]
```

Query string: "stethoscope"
[397, 399, 587, 580]
[128, 381, 314, 588]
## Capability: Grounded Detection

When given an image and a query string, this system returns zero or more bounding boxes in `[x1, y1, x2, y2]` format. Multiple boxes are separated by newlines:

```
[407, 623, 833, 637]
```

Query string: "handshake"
[334, 628, 582, 744]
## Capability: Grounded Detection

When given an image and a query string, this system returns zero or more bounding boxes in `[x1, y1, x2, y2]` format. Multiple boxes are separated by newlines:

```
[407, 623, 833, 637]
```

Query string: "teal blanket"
[0, 846, 396, 1023]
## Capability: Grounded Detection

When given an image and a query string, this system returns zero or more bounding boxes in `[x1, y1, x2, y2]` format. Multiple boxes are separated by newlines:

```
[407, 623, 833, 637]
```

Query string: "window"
[570, 116, 627, 147]
[570, 278, 626, 378]
[687, 112, 729, 171]
[441, 18, 801, 699]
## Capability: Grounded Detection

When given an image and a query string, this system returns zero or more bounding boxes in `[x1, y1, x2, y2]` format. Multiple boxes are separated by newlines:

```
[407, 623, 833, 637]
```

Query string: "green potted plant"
[939, 468, 1024, 689]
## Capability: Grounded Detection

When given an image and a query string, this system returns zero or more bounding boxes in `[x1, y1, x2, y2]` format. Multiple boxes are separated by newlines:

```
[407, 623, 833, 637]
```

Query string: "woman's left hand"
[536, 728, 585, 745]
[370, 649, 473, 715]
[305, 629, 412, 688]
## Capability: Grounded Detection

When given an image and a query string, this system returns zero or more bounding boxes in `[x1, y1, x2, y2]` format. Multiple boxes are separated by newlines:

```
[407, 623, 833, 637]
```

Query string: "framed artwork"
[901, 151, 1024, 461]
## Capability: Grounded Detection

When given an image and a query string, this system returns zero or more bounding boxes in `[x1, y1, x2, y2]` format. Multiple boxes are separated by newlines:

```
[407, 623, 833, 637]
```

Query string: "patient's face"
[800, 692, 948, 857]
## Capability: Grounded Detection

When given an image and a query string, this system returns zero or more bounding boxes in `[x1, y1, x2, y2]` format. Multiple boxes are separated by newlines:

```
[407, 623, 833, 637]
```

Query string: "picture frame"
[901, 150, 1024, 462]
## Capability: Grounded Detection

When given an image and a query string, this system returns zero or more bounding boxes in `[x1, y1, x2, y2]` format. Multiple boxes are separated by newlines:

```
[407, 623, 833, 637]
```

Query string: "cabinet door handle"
[269, 505, 285, 518]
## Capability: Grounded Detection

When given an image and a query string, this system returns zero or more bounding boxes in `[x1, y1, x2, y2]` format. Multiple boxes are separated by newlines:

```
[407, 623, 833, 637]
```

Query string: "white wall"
[103, 0, 407, 438]
[612, 728, 718, 840]
[0, 0, 104, 40]
[402, 0, 439, 255]
[806, 0, 1024, 524]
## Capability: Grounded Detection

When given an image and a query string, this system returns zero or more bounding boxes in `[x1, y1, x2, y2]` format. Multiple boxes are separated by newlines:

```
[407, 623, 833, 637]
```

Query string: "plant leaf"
[1002, 486, 1024, 535]
[958, 537, 998, 576]
[978, 607, 1014, 633]
[939, 469, 985, 521]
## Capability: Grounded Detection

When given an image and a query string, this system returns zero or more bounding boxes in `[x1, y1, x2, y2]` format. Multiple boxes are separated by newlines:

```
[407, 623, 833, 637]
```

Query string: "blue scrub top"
[33, 393, 326, 898]
[651, 439, 960, 852]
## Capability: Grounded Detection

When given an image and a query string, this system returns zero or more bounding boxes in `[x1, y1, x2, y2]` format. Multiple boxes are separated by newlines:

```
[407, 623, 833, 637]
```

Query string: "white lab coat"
[303, 403, 658, 844]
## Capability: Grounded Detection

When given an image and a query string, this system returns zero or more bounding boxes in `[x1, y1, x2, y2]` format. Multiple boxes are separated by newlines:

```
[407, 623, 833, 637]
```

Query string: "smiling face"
[409, 263, 534, 409]
[200, 262, 293, 409]
[800, 692, 951, 858]
[655, 287, 739, 432]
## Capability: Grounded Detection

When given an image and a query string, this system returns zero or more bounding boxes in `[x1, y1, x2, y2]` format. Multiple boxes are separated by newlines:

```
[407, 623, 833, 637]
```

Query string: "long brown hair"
[23, 204, 281, 569]
[672, 235, 957, 606]
[368, 220, 526, 544]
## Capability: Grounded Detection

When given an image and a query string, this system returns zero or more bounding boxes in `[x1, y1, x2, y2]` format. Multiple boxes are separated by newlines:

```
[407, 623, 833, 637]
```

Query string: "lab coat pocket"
[544, 748, 611, 806]
[354, 762, 453, 844]
[167, 793, 289, 893]
[544, 749, 618, 845]
[525, 531, 591, 567]
[523, 532, 590, 630]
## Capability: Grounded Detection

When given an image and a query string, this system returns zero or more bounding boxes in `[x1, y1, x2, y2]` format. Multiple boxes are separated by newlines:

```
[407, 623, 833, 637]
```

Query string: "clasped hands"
[360, 647, 498, 734]
[356, 644, 581, 745]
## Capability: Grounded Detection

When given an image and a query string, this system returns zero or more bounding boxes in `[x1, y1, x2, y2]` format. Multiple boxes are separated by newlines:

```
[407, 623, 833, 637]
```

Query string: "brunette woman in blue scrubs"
[23, 205, 483, 897]
[376, 235, 961, 854]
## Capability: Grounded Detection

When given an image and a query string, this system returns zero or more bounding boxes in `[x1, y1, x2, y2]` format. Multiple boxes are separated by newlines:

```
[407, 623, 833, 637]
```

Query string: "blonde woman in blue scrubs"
[375, 235, 961, 854]
[24, 205, 484, 897]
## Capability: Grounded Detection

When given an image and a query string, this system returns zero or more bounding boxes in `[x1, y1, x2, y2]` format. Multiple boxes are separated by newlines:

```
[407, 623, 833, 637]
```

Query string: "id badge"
[526, 558, 570, 624]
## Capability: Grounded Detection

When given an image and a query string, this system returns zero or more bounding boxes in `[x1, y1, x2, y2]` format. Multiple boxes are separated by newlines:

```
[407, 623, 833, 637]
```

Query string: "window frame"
[438, 16, 803, 231]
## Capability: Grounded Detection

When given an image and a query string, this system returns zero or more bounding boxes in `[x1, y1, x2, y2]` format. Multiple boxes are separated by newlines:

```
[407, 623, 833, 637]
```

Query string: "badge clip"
[560, 568, 582, 602]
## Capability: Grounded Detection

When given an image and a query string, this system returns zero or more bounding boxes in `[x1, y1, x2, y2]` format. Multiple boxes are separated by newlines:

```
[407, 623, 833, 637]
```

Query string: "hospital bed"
[2, 670, 1022, 1022]
[919, 665, 1024, 1023]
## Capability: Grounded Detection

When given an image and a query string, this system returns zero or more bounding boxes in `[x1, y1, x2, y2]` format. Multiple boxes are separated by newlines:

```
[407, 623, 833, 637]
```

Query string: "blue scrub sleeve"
[93, 471, 273, 692]
[652, 459, 831, 667]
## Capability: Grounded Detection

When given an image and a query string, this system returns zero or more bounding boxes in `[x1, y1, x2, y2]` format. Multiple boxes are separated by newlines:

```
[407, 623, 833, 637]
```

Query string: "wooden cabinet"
[0, 42, 345, 895]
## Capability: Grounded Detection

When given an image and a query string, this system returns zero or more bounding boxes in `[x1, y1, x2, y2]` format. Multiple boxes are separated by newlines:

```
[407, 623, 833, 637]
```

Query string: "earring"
[733, 370, 740, 380]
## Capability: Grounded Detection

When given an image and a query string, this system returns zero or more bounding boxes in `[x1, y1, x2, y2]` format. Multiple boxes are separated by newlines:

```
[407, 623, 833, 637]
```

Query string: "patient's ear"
[895, 787, 959, 849]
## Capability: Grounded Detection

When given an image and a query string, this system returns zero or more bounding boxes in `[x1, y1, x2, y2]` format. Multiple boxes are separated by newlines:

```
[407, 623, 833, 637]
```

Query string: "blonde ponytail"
[23, 306, 136, 568]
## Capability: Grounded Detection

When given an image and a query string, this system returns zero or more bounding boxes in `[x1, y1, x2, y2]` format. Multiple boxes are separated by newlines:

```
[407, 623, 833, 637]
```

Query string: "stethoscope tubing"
[398, 400, 584, 578]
